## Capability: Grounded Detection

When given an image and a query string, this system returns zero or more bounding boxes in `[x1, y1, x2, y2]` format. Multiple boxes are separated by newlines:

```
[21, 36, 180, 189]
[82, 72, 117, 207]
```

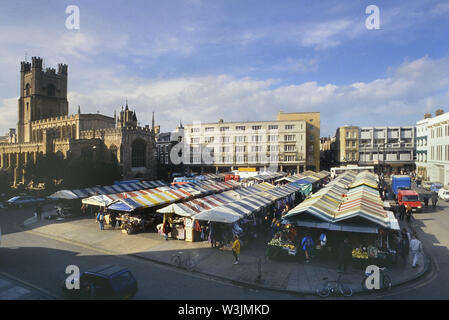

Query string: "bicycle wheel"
[184, 257, 196, 272]
[382, 274, 392, 291]
[316, 285, 330, 298]
[171, 255, 181, 268]
[339, 283, 353, 297]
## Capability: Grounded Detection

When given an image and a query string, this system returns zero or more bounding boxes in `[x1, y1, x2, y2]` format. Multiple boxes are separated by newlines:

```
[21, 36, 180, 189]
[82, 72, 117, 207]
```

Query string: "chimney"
[435, 109, 445, 117]
[424, 113, 432, 119]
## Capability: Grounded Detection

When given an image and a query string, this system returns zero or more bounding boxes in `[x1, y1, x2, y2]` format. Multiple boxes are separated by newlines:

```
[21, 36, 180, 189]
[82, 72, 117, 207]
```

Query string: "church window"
[132, 139, 146, 167]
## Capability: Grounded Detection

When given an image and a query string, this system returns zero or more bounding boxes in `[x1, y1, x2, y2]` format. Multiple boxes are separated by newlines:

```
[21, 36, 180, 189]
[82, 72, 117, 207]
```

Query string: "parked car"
[6, 195, 47, 208]
[438, 188, 449, 201]
[62, 265, 138, 300]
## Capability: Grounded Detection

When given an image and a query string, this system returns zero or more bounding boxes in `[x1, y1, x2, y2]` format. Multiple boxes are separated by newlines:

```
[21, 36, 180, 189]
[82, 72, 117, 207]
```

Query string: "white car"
[438, 188, 449, 201]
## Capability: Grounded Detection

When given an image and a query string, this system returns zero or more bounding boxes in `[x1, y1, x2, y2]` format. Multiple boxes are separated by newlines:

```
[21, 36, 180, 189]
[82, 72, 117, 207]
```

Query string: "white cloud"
[2, 56, 449, 136]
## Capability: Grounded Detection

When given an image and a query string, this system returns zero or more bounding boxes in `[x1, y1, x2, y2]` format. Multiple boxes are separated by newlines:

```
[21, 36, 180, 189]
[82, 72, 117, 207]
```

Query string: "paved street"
[0, 196, 448, 300]
[0, 205, 300, 300]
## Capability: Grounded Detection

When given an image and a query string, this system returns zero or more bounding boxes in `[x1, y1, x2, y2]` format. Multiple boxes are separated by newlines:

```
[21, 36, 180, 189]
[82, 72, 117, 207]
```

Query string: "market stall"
[275, 170, 400, 265]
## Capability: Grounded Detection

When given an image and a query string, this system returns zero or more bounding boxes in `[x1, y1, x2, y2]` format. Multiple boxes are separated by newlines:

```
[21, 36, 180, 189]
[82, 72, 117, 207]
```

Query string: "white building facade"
[415, 118, 429, 180]
[183, 119, 307, 173]
[426, 112, 449, 184]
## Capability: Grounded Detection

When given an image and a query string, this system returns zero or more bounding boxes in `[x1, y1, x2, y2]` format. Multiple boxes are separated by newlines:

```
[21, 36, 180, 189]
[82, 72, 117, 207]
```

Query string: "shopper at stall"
[301, 234, 314, 263]
[410, 234, 423, 268]
[208, 222, 216, 248]
[163, 219, 171, 241]
[96, 210, 104, 231]
[232, 235, 241, 265]
[338, 238, 352, 273]
[399, 230, 410, 265]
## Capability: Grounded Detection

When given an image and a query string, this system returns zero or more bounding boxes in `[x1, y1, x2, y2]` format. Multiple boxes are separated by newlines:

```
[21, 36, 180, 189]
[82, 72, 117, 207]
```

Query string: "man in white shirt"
[409, 234, 423, 268]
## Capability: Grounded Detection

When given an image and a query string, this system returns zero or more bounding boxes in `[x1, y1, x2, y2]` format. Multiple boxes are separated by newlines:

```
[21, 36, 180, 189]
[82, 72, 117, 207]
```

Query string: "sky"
[1, 0, 449, 136]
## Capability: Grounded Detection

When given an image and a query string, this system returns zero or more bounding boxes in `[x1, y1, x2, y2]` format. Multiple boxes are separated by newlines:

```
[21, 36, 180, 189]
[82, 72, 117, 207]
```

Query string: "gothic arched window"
[132, 139, 146, 167]
[25, 83, 31, 96]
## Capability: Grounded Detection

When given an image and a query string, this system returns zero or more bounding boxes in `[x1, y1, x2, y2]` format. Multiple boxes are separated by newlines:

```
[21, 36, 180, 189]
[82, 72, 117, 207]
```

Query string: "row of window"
[190, 134, 300, 144]
[186, 155, 299, 163]
[429, 145, 449, 161]
[191, 124, 301, 133]
[189, 144, 300, 153]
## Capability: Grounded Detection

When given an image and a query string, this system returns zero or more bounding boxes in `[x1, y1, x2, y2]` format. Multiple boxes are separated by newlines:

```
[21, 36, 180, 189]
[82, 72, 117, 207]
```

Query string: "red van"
[397, 189, 422, 213]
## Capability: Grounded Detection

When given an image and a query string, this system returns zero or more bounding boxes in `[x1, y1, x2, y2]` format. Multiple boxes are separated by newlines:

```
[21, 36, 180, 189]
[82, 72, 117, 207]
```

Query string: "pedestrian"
[423, 196, 429, 208]
[399, 230, 410, 265]
[399, 203, 406, 221]
[409, 234, 423, 268]
[110, 212, 116, 229]
[208, 222, 216, 248]
[406, 204, 412, 224]
[431, 192, 438, 209]
[96, 210, 104, 230]
[163, 219, 171, 240]
[301, 233, 314, 263]
[338, 238, 352, 273]
[232, 235, 241, 265]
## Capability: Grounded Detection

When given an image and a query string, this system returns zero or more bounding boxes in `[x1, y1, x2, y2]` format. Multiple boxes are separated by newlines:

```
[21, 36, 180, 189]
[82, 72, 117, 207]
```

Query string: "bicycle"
[361, 266, 392, 291]
[171, 251, 196, 272]
[316, 272, 353, 298]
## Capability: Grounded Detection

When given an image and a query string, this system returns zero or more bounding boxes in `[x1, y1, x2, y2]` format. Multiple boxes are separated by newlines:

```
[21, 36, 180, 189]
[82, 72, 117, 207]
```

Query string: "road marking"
[0, 286, 30, 300]
[0, 272, 60, 300]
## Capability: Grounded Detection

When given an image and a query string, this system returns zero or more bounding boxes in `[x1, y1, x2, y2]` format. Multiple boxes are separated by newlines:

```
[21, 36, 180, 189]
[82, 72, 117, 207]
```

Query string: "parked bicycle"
[316, 272, 353, 297]
[361, 266, 392, 291]
[171, 251, 196, 272]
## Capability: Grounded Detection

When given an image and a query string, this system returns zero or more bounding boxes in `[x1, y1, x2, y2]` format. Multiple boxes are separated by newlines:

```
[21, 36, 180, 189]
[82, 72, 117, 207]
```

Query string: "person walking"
[409, 234, 423, 268]
[431, 192, 438, 209]
[163, 219, 171, 241]
[399, 230, 410, 265]
[301, 234, 314, 263]
[338, 238, 352, 273]
[399, 203, 406, 221]
[96, 210, 104, 230]
[406, 204, 413, 224]
[423, 196, 429, 208]
[232, 235, 241, 265]
[208, 222, 216, 248]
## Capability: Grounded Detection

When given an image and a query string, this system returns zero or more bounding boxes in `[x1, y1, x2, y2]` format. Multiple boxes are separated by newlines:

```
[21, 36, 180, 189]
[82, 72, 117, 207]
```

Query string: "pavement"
[0, 272, 55, 300]
[20, 206, 430, 296]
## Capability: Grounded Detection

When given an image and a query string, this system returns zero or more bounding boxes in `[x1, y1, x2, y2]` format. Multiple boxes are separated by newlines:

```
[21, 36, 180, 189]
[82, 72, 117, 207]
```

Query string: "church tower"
[18, 57, 69, 143]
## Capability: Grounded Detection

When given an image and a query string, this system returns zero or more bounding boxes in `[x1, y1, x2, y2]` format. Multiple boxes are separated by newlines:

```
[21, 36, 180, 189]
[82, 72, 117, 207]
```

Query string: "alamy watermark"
[364, 265, 381, 290]
[366, 5, 380, 30]
[66, 5, 80, 30]
[65, 265, 80, 290]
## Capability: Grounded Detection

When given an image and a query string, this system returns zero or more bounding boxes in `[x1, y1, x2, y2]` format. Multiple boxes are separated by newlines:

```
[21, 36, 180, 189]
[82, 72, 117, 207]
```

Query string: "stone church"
[0, 57, 157, 186]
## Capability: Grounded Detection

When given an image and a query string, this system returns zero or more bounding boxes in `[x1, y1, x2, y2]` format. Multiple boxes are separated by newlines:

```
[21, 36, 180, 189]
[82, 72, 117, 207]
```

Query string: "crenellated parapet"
[32, 114, 78, 125]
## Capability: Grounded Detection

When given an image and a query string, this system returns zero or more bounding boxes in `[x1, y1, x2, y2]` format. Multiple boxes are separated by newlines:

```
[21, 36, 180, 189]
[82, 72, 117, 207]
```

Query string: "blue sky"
[1, 0, 449, 136]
